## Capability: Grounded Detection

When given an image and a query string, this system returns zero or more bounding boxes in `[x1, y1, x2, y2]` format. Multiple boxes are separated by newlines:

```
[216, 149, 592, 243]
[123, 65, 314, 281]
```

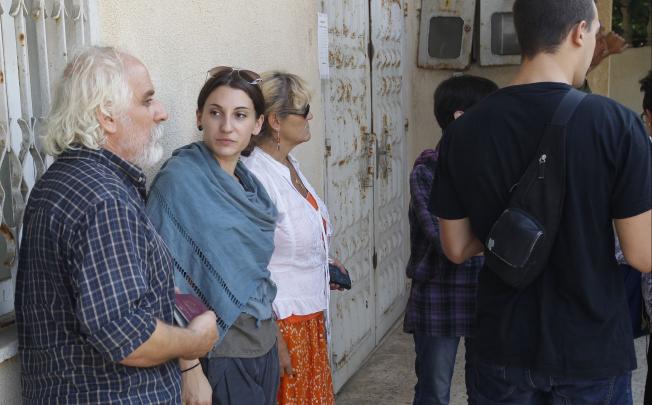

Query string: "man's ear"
[570, 21, 589, 47]
[453, 110, 464, 120]
[96, 107, 117, 135]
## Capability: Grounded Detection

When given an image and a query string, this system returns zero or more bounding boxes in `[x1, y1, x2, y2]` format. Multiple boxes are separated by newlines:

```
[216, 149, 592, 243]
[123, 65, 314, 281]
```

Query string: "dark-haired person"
[431, 0, 652, 403]
[147, 67, 279, 405]
[403, 74, 497, 405]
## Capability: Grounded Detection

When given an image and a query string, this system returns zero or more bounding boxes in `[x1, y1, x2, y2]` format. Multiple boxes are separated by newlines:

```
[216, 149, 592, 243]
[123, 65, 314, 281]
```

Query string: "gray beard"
[133, 124, 164, 169]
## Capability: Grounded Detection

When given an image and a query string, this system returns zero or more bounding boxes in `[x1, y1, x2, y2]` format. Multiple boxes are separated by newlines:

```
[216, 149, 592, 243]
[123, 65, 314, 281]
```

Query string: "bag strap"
[550, 88, 587, 126]
[507, 87, 587, 194]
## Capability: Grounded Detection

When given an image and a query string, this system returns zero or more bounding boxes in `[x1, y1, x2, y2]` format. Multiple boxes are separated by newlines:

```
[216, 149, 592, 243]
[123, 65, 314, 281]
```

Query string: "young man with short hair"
[431, 0, 652, 403]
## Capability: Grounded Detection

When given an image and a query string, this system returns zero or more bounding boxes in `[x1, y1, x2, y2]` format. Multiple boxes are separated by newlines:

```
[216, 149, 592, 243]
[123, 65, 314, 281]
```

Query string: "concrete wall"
[98, 0, 326, 194]
[405, 0, 519, 161]
[587, 0, 614, 96]
[609, 46, 652, 113]
[404, 0, 624, 164]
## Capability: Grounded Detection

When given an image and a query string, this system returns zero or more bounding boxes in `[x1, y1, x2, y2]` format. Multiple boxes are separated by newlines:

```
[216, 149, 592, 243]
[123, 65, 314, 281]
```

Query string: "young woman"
[243, 71, 346, 405]
[147, 67, 279, 405]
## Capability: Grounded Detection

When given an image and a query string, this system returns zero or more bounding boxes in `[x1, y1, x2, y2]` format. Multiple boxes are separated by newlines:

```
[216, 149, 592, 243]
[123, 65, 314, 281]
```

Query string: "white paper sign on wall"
[317, 13, 330, 80]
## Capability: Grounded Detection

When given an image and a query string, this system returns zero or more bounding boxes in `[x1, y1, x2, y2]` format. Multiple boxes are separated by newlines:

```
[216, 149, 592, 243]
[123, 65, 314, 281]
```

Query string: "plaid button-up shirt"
[16, 147, 180, 404]
[403, 149, 483, 337]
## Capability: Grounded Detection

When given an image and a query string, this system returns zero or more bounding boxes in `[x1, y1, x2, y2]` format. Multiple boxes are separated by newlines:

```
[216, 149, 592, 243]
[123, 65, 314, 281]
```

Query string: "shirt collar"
[252, 147, 301, 180]
[62, 146, 148, 197]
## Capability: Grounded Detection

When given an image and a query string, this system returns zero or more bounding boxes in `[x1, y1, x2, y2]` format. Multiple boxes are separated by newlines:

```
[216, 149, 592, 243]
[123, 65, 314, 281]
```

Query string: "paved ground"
[336, 319, 649, 404]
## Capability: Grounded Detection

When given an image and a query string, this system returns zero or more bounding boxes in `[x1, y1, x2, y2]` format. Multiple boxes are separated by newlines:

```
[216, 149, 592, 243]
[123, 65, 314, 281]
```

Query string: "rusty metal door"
[370, 0, 409, 342]
[321, 0, 376, 391]
[322, 0, 408, 392]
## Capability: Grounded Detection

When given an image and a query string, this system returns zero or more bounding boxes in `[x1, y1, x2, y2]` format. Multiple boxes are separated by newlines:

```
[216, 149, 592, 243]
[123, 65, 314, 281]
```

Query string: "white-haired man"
[15, 46, 218, 404]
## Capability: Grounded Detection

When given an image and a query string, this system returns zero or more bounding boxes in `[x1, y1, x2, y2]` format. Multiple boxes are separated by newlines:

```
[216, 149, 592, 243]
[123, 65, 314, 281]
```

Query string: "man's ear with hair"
[453, 110, 464, 120]
[96, 107, 118, 135]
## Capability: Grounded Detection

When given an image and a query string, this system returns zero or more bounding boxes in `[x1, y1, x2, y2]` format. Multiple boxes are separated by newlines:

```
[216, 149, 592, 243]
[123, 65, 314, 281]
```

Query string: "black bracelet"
[181, 362, 201, 373]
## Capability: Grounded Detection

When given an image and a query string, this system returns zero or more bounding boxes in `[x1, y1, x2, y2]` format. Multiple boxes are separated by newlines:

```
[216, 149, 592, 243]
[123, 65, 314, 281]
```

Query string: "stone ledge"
[0, 324, 18, 364]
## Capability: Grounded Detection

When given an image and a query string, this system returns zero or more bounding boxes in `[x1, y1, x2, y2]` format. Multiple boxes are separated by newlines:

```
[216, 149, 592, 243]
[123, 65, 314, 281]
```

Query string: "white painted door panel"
[370, 0, 409, 341]
[323, 0, 409, 391]
[322, 0, 376, 392]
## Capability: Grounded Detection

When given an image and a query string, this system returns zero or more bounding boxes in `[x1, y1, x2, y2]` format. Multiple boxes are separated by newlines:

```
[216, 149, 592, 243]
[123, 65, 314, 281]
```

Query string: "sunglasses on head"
[206, 66, 262, 85]
[283, 103, 310, 119]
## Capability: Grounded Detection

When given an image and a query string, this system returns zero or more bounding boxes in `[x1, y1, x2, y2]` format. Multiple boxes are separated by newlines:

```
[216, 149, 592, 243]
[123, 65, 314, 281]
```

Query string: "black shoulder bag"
[484, 88, 586, 289]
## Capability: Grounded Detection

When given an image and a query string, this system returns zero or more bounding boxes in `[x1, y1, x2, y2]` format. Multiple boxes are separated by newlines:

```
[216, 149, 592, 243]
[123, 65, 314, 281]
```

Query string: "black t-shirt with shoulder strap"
[432, 82, 652, 378]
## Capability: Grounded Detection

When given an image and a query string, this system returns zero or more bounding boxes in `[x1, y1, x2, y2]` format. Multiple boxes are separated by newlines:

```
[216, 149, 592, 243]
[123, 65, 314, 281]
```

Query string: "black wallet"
[329, 263, 352, 290]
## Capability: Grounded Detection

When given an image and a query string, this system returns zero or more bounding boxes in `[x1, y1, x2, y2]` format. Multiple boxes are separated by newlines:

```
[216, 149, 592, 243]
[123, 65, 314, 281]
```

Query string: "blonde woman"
[243, 72, 346, 404]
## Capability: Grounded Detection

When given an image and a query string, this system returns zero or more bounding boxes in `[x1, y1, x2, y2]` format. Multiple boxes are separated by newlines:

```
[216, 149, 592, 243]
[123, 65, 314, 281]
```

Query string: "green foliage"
[613, 0, 651, 47]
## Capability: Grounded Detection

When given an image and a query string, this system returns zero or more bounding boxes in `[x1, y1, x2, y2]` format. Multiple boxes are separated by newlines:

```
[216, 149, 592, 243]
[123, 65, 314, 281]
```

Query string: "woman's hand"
[329, 257, 348, 291]
[180, 360, 212, 405]
[277, 331, 294, 377]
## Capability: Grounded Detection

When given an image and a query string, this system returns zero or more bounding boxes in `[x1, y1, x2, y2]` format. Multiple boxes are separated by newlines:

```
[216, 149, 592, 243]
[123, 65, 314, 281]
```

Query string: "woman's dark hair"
[434, 75, 498, 130]
[513, 0, 596, 59]
[641, 70, 652, 113]
[197, 68, 265, 118]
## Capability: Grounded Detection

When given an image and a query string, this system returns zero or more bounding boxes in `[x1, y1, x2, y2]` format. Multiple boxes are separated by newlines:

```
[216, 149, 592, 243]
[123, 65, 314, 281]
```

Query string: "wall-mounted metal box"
[418, 0, 476, 70]
[479, 0, 521, 66]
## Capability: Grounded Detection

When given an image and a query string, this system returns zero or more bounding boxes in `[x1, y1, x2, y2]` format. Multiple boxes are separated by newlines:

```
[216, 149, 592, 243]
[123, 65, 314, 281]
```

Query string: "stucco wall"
[609, 46, 652, 113]
[587, 0, 614, 96]
[98, 0, 326, 194]
[405, 0, 622, 164]
[405, 0, 519, 161]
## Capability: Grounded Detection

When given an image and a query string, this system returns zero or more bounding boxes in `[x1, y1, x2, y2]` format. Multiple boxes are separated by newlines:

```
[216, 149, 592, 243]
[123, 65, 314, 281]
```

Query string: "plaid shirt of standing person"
[15, 147, 180, 404]
[403, 148, 484, 337]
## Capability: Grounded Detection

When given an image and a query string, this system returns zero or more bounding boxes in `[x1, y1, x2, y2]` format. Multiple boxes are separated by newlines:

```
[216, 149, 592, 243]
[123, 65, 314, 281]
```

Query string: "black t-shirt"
[432, 82, 652, 378]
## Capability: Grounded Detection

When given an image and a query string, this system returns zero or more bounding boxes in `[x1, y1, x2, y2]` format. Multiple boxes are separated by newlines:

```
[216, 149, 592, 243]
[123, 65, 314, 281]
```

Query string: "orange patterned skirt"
[276, 312, 335, 405]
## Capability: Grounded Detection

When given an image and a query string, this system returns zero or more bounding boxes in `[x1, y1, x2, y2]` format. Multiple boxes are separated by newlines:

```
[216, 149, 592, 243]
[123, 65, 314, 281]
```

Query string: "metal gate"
[322, 0, 408, 391]
[0, 0, 94, 318]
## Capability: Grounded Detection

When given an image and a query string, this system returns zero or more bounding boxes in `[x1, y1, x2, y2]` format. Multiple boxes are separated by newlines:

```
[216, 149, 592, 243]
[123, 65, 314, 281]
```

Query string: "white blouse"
[243, 147, 332, 320]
